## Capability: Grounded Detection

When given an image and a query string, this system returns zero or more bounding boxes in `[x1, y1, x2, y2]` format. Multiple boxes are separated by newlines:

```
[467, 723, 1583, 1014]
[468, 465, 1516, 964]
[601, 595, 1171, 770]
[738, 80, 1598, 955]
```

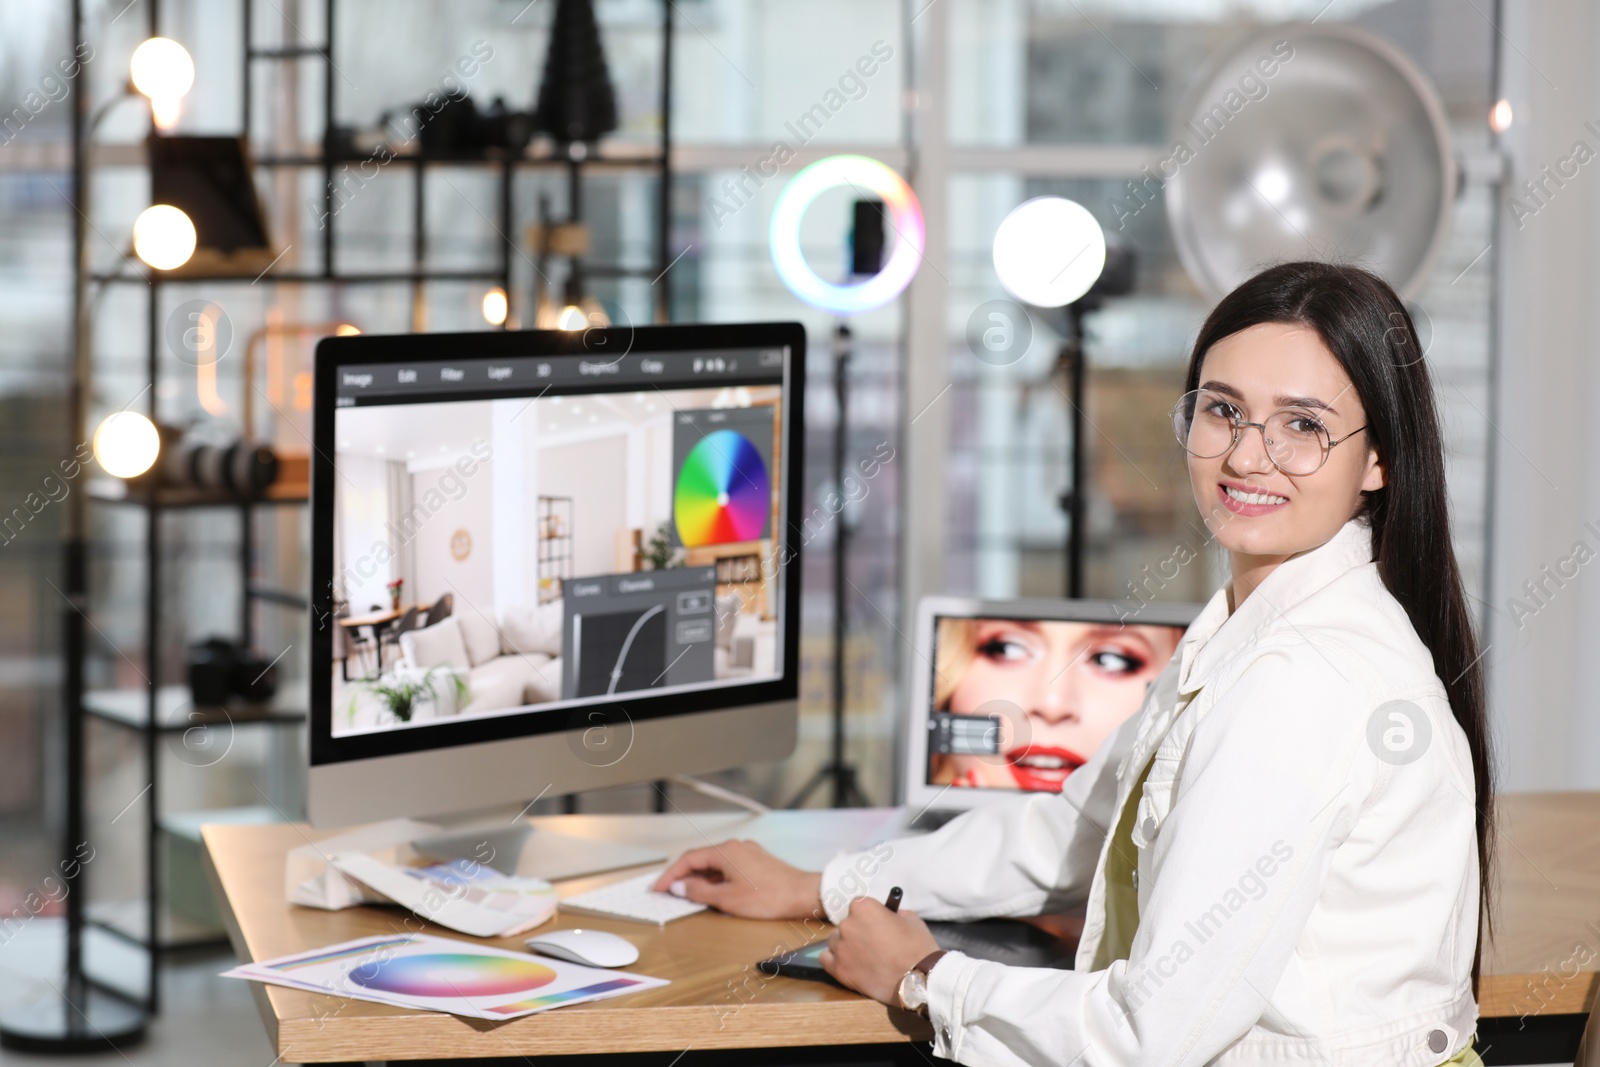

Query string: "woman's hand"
[650, 839, 823, 920]
[819, 897, 942, 1006]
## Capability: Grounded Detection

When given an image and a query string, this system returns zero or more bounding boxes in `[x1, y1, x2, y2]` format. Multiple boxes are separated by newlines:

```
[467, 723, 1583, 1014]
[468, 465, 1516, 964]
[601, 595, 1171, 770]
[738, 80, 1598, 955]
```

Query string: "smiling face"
[932, 618, 1182, 792]
[1187, 322, 1386, 564]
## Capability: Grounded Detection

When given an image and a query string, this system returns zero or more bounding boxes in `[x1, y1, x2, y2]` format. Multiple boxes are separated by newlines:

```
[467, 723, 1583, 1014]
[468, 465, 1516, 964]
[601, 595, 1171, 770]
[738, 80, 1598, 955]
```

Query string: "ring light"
[769, 155, 924, 315]
[991, 197, 1106, 308]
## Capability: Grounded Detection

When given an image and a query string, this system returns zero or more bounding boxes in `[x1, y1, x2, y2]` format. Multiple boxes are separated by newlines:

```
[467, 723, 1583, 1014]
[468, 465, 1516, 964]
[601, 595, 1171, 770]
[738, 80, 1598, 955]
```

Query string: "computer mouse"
[524, 928, 640, 968]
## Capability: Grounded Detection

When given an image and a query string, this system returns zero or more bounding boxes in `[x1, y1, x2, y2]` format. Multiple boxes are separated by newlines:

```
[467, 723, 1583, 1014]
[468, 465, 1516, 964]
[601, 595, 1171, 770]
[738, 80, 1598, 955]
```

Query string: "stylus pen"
[885, 886, 903, 913]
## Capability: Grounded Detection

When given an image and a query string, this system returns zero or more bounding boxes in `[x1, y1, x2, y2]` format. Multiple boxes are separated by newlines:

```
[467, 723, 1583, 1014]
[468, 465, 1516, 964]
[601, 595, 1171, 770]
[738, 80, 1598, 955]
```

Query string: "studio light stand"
[785, 198, 892, 809]
[766, 161, 922, 808]
[1057, 302, 1090, 598]
[1035, 242, 1133, 599]
[787, 320, 873, 809]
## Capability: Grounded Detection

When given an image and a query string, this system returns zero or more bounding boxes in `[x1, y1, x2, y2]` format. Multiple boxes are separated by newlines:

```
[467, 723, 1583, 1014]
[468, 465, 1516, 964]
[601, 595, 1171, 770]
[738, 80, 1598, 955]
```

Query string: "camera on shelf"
[123, 426, 281, 499]
[161, 436, 279, 496]
[187, 637, 279, 707]
[379, 93, 534, 160]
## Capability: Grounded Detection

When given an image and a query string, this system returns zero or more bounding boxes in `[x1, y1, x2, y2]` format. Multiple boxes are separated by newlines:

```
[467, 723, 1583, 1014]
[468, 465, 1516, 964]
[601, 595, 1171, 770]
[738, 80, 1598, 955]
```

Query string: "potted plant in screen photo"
[345, 666, 467, 726]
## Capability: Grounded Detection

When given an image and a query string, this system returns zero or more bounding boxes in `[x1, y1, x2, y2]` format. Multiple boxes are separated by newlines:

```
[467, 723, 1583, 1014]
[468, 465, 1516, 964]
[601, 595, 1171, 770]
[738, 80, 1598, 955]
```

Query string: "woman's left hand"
[818, 897, 943, 1006]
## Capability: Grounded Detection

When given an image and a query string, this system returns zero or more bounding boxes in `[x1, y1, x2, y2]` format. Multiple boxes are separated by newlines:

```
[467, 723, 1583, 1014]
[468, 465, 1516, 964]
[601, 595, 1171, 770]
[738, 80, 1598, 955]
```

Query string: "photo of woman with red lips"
[927, 617, 1183, 792]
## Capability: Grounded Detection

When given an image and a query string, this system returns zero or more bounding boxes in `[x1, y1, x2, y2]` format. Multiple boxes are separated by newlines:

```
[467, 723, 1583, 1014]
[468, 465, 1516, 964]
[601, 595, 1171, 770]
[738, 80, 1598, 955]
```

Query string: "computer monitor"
[309, 323, 805, 831]
[902, 596, 1200, 818]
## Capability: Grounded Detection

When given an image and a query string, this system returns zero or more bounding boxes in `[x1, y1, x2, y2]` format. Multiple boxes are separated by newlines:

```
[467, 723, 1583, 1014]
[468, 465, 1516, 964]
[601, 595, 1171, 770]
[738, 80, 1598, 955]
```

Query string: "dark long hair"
[1183, 260, 1493, 994]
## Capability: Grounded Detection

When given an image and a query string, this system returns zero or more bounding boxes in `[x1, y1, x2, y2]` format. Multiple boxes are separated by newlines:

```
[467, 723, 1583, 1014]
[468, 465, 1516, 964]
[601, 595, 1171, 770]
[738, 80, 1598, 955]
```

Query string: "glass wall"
[0, 2, 78, 902]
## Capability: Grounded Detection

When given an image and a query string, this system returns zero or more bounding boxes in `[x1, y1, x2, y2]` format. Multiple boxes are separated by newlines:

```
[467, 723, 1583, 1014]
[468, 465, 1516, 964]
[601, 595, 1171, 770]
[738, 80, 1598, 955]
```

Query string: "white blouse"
[820, 517, 1480, 1066]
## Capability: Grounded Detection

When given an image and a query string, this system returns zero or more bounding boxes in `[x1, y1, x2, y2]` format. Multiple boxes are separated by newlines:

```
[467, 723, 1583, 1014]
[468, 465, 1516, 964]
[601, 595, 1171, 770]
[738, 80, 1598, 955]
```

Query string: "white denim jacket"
[821, 517, 1480, 1066]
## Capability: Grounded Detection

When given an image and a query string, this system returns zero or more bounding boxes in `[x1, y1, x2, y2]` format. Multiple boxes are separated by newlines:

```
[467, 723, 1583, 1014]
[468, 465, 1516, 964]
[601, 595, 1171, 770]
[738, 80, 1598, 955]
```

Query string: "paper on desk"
[223, 932, 668, 1020]
[286, 817, 440, 910]
[329, 852, 559, 938]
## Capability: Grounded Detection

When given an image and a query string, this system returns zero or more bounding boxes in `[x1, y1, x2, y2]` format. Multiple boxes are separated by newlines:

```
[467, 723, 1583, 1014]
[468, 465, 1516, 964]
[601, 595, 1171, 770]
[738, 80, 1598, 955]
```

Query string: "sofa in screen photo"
[337, 592, 769, 729]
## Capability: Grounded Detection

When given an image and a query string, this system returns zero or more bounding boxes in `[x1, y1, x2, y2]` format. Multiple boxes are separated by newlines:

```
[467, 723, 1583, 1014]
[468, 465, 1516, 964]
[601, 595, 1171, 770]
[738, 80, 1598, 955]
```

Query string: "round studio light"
[769, 155, 924, 315]
[991, 196, 1107, 308]
[130, 37, 195, 101]
[482, 287, 509, 326]
[132, 204, 197, 270]
[335, 323, 361, 336]
[93, 411, 162, 479]
[130, 37, 194, 129]
[556, 304, 587, 331]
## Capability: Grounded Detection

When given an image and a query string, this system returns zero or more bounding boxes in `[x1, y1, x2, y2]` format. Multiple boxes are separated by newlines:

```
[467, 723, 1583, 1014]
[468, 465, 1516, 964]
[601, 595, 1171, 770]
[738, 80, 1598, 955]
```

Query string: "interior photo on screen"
[927, 617, 1185, 791]
[331, 386, 784, 736]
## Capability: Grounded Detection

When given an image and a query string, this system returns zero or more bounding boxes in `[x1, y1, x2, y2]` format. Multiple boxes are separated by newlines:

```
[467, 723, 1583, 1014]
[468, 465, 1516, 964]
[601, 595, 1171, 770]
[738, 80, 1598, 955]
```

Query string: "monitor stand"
[408, 816, 666, 882]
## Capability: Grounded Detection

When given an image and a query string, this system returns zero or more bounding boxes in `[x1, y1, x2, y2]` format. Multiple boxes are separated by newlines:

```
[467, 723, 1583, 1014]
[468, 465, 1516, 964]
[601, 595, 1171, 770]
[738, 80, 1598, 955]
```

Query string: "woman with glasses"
[654, 261, 1491, 1067]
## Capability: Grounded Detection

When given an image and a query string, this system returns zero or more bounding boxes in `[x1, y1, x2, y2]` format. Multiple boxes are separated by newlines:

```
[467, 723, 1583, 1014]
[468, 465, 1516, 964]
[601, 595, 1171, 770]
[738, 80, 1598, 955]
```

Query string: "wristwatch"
[896, 950, 948, 1017]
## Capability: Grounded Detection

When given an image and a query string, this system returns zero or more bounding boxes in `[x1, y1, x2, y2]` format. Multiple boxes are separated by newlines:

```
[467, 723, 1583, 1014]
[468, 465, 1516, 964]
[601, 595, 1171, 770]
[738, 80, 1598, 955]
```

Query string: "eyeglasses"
[1169, 388, 1368, 477]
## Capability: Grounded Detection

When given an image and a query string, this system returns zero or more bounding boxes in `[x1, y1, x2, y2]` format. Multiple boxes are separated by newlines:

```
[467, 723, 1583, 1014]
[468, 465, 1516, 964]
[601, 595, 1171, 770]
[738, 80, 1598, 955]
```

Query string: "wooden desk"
[204, 809, 930, 1064]
[1480, 791, 1600, 1019]
[204, 795, 1600, 1064]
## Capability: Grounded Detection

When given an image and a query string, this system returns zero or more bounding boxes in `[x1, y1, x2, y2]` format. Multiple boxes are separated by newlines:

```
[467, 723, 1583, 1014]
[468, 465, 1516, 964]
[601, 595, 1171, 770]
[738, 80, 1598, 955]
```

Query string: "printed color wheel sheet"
[224, 933, 668, 1020]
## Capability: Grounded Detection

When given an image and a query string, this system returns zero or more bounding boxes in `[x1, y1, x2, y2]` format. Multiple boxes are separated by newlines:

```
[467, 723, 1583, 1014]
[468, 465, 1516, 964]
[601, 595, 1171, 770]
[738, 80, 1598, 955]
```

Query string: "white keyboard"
[559, 869, 708, 925]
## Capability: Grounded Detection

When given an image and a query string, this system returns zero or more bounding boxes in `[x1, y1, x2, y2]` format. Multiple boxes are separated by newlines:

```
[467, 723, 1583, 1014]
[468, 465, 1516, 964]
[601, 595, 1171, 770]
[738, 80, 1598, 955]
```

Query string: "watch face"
[898, 970, 928, 1011]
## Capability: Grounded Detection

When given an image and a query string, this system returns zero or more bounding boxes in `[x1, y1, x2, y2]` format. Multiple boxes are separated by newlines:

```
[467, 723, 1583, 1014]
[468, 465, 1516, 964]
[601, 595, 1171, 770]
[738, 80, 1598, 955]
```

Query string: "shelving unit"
[83, 684, 308, 733]
[538, 495, 575, 604]
[68, 0, 678, 1016]
[79, 434, 313, 999]
[714, 548, 766, 617]
[89, 477, 310, 508]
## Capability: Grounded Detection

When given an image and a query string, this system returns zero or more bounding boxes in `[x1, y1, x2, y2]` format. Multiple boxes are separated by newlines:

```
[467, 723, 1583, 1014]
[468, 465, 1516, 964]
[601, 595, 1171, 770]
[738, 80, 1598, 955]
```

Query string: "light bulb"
[991, 197, 1107, 308]
[1253, 165, 1292, 206]
[482, 287, 508, 326]
[335, 323, 361, 336]
[132, 204, 197, 270]
[1489, 98, 1513, 134]
[129, 38, 195, 103]
[556, 304, 586, 331]
[93, 412, 162, 479]
[149, 94, 182, 130]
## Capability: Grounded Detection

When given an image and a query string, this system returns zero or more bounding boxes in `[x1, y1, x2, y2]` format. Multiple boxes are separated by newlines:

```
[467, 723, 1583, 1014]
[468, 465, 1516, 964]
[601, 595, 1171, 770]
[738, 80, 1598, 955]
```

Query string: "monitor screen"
[925, 614, 1188, 792]
[310, 325, 804, 769]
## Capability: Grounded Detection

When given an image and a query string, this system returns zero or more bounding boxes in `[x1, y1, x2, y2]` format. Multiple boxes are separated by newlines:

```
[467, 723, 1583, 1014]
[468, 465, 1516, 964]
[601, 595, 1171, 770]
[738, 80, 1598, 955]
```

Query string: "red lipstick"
[1006, 744, 1089, 792]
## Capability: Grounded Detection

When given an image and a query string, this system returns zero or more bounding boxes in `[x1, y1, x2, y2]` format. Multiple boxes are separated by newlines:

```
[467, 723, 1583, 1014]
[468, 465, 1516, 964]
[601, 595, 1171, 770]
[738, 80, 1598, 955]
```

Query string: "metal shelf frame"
[62, 0, 677, 1016]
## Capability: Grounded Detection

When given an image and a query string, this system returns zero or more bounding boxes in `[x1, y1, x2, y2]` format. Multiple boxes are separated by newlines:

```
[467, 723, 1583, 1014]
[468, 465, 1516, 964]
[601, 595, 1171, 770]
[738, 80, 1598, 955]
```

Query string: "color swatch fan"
[673, 429, 770, 546]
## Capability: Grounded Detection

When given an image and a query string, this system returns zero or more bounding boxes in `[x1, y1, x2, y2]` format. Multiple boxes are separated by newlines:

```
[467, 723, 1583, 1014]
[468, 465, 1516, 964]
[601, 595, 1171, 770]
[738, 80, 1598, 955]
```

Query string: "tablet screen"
[926, 615, 1186, 793]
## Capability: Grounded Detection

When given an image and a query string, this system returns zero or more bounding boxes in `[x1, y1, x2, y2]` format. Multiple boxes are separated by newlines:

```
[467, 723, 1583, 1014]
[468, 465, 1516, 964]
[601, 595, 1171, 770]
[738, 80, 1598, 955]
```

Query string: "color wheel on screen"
[674, 429, 770, 546]
[350, 952, 555, 998]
